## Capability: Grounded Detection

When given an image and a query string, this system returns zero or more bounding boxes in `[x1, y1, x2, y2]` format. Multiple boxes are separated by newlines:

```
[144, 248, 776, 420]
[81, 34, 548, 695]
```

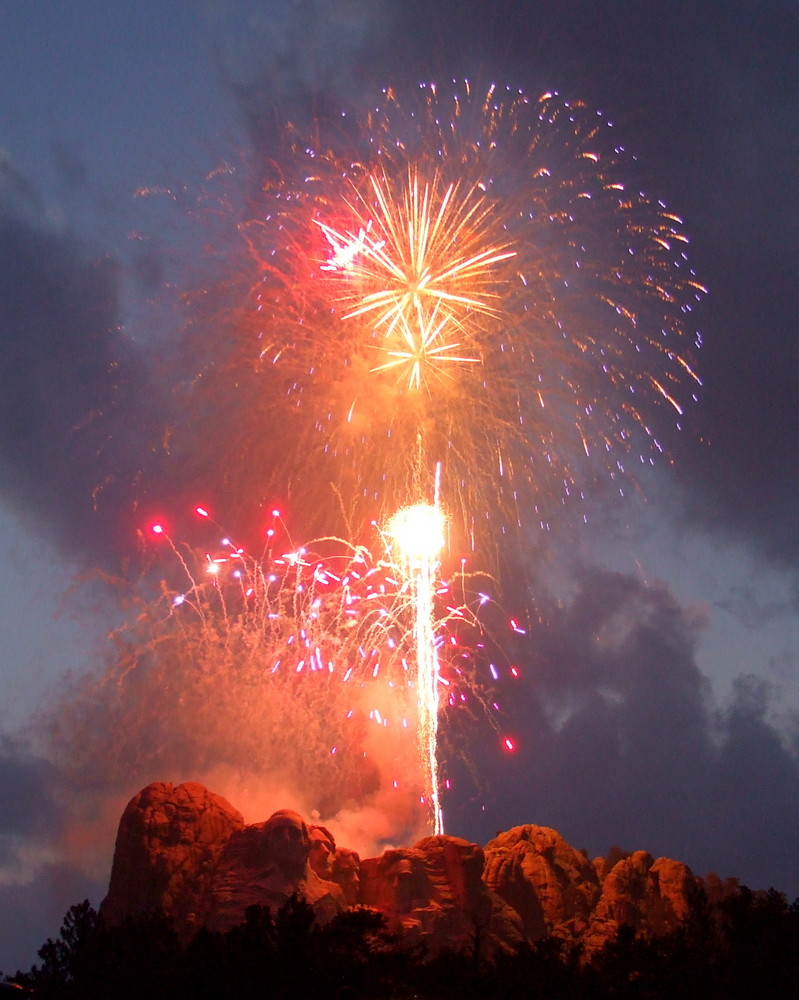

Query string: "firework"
[145, 80, 704, 832]
[387, 500, 447, 833]
[315, 165, 515, 392]
[50, 506, 510, 825]
[187, 80, 703, 572]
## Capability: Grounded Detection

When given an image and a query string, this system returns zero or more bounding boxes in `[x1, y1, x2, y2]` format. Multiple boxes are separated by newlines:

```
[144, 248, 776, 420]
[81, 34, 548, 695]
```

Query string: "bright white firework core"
[388, 502, 446, 834]
[387, 503, 446, 564]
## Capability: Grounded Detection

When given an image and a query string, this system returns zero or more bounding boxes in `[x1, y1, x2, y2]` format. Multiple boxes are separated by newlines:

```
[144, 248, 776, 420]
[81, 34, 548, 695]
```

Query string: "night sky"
[2, 0, 799, 973]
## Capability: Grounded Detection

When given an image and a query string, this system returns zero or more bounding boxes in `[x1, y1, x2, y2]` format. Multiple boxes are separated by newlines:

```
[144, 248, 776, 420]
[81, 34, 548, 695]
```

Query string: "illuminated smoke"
[48, 505, 504, 837]
[181, 80, 703, 575]
[48, 80, 704, 841]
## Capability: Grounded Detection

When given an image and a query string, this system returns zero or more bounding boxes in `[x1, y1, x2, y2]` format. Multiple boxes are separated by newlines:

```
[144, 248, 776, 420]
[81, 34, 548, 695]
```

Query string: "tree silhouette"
[22, 900, 99, 997]
[10, 884, 799, 999]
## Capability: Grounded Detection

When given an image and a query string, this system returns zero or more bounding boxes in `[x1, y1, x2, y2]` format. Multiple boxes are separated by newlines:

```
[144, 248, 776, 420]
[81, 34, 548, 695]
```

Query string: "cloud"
[0, 192, 169, 568]
[2, 1, 799, 971]
[0, 739, 76, 973]
[0, 738, 64, 853]
[0, 735, 125, 972]
[451, 570, 799, 897]
[674, 276, 799, 567]
[4, 1, 796, 578]
[0, 863, 105, 977]
[712, 676, 799, 887]
[0, 150, 44, 219]
[207, 0, 395, 155]
[7, 565, 799, 973]
[204, 0, 799, 575]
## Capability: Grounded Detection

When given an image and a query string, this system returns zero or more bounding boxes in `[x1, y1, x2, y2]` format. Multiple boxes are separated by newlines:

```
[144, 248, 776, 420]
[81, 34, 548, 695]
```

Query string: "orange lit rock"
[483, 825, 601, 942]
[584, 850, 697, 952]
[102, 783, 703, 957]
[100, 781, 244, 934]
[359, 836, 524, 957]
[207, 811, 346, 932]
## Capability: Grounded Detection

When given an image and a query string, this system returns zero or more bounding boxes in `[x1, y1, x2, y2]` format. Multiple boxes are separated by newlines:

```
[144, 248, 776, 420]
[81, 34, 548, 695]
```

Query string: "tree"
[23, 900, 99, 997]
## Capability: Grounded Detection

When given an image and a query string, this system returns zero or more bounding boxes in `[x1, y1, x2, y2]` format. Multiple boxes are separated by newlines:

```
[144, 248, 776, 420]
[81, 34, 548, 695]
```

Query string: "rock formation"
[330, 847, 361, 906]
[359, 836, 524, 956]
[101, 781, 244, 933]
[583, 852, 697, 952]
[206, 810, 346, 932]
[102, 781, 707, 957]
[483, 825, 601, 942]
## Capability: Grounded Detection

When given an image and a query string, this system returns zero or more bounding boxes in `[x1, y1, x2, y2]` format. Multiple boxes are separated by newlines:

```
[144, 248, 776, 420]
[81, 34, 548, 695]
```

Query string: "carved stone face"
[171, 801, 202, 845]
[263, 810, 310, 872]
[332, 849, 360, 905]
[309, 826, 335, 878]
[151, 795, 200, 847]
[387, 857, 418, 914]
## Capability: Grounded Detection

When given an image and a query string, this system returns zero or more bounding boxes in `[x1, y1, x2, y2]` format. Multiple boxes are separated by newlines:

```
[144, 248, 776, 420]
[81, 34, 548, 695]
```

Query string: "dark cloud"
[208, 0, 396, 159]
[3, 0, 799, 970]
[5, 568, 797, 975]
[0, 737, 113, 973]
[0, 737, 64, 848]
[712, 675, 799, 884]
[0, 198, 169, 568]
[439, 2, 799, 570]
[516, 3, 799, 568]
[0, 151, 43, 219]
[450, 570, 799, 897]
[0, 863, 105, 978]
[675, 254, 799, 565]
[208, 0, 394, 91]
[3, 1, 796, 571]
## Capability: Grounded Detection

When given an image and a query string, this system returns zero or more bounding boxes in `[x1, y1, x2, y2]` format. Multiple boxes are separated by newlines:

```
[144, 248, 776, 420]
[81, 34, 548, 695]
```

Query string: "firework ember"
[315, 166, 514, 391]
[193, 79, 703, 571]
[51, 505, 515, 831]
[138, 80, 705, 834]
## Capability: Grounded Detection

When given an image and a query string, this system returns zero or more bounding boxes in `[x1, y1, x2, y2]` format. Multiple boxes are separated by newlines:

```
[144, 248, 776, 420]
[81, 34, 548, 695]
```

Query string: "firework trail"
[122, 80, 704, 831]
[48, 506, 503, 829]
[387, 499, 448, 834]
[184, 79, 703, 572]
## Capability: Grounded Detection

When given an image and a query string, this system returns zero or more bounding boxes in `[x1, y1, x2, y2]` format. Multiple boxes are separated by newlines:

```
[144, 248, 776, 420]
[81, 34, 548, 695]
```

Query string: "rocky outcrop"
[483, 825, 601, 943]
[100, 781, 244, 933]
[103, 796, 347, 936]
[207, 817, 346, 933]
[102, 782, 704, 957]
[360, 836, 524, 957]
[584, 852, 696, 952]
[331, 847, 361, 906]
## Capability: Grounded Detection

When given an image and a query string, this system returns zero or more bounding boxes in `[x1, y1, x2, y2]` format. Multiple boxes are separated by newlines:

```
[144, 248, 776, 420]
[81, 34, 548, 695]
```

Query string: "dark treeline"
[3, 886, 798, 999]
